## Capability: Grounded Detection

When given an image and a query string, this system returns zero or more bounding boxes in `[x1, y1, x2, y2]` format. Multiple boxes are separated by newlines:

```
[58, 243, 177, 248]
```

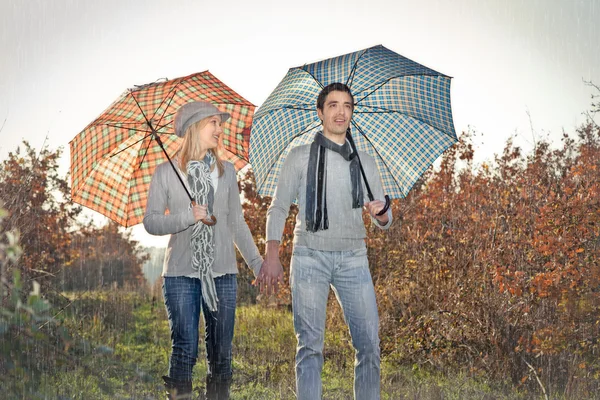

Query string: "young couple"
[144, 83, 393, 400]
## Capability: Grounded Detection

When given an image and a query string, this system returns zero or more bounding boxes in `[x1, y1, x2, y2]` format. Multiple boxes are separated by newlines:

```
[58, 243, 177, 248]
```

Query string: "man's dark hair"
[316, 83, 354, 111]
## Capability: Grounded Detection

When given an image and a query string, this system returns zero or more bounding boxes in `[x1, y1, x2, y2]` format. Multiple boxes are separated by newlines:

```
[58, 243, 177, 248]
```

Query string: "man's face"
[317, 90, 353, 140]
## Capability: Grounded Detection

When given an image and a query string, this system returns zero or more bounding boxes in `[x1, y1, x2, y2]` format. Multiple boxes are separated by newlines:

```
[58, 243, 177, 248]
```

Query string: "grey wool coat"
[143, 160, 263, 277]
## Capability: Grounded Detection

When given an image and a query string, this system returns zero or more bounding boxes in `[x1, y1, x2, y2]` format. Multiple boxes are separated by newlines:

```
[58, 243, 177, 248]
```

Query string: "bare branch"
[525, 109, 537, 151]
[522, 358, 549, 400]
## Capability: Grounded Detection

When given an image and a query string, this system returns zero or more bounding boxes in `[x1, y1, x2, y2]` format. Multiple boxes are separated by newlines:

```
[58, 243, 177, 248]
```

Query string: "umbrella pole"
[153, 133, 217, 226]
[345, 128, 390, 216]
[126, 88, 194, 204]
[152, 133, 194, 203]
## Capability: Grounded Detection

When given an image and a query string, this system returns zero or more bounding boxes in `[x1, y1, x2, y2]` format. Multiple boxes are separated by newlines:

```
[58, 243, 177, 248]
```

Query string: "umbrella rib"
[355, 78, 394, 104]
[150, 112, 178, 132]
[105, 124, 155, 134]
[354, 104, 456, 140]
[355, 73, 442, 105]
[137, 130, 154, 172]
[154, 121, 172, 132]
[129, 91, 157, 133]
[260, 119, 321, 191]
[103, 120, 146, 126]
[96, 117, 147, 126]
[105, 122, 175, 136]
[345, 47, 370, 89]
[350, 120, 405, 196]
[110, 132, 153, 158]
[297, 67, 324, 89]
[153, 77, 186, 129]
[352, 110, 396, 114]
[284, 105, 315, 112]
[294, 120, 321, 138]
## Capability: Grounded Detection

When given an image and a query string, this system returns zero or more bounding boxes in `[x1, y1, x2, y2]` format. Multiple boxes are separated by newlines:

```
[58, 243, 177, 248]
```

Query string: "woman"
[144, 101, 263, 399]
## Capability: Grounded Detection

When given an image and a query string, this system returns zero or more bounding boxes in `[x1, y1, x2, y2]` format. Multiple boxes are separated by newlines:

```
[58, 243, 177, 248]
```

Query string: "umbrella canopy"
[249, 45, 457, 199]
[70, 71, 254, 227]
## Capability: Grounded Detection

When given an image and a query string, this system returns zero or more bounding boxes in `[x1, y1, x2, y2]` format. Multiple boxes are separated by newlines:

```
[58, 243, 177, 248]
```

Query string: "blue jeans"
[163, 274, 237, 382]
[291, 245, 380, 400]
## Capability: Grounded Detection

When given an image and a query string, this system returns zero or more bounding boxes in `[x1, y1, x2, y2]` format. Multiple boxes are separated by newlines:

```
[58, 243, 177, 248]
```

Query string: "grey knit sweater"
[143, 160, 263, 277]
[266, 144, 393, 251]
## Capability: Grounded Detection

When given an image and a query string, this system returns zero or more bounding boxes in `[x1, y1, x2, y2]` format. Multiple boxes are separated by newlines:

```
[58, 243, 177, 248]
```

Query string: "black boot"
[205, 376, 231, 400]
[163, 375, 193, 400]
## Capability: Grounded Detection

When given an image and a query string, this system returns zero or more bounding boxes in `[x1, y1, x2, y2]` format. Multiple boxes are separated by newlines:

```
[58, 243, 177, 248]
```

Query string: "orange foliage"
[364, 123, 600, 396]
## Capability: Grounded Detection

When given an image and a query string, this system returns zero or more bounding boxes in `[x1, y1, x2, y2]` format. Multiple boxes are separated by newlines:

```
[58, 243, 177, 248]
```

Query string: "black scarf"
[305, 132, 363, 232]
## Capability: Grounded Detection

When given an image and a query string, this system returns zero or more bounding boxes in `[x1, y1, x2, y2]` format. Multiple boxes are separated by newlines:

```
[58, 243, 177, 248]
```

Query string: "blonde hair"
[178, 117, 224, 177]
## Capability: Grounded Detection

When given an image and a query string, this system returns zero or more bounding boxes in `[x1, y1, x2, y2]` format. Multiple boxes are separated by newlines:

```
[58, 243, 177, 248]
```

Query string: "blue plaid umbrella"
[249, 45, 458, 200]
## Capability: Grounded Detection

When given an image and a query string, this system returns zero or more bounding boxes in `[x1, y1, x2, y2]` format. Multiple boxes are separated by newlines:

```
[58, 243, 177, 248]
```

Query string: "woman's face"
[194, 115, 223, 151]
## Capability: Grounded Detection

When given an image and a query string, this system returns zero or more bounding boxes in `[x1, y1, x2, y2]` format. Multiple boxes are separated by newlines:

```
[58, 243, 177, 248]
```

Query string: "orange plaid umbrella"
[69, 71, 254, 227]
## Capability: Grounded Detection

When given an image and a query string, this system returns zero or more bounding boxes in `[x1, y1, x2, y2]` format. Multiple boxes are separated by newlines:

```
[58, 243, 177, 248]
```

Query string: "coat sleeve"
[226, 165, 264, 277]
[266, 147, 300, 242]
[143, 165, 195, 236]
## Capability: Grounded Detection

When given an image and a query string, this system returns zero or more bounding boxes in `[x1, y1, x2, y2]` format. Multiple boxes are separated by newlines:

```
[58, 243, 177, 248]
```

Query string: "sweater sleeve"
[226, 165, 264, 277]
[266, 148, 300, 242]
[143, 165, 196, 236]
[364, 154, 393, 230]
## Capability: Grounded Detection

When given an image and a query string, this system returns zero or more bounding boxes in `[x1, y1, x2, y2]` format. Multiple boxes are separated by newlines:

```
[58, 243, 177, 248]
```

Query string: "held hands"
[364, 200, 389, 225]
[255, 243, 284, 296]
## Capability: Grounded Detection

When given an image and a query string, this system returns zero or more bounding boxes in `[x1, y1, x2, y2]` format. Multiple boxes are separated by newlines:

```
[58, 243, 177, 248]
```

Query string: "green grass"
[3, 288, 553, 399]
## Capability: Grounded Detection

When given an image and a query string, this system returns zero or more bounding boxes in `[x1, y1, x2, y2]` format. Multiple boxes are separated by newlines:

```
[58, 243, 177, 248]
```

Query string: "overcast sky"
[1, 0, 598, 247]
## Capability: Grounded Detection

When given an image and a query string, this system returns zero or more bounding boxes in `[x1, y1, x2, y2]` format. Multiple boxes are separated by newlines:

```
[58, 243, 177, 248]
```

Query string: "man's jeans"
[163, 274, 237, 383]
[291, 245, 380, 400]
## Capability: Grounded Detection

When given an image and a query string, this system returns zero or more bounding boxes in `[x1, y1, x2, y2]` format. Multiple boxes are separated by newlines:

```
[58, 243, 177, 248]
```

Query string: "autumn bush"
[62, 221, 147, 291]
[0, 143, 80, 292]
[367, 121, 600, 398]
[0, 142, 147, 296]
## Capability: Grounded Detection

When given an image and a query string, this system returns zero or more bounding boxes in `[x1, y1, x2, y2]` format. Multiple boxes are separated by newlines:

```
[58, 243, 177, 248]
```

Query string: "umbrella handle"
[191, 200, 218, 225]
[344, 128, 390, 218]
[202, 215, 217, 226]
[376, 195, 391, 217]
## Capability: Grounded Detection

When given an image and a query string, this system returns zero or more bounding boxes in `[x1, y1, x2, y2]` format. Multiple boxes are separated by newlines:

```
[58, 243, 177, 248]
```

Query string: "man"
[257, 82, 393, 400]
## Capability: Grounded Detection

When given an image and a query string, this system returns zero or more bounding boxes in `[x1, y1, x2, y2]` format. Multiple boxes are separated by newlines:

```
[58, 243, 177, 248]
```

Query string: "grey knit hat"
[174, 101, 231, 138]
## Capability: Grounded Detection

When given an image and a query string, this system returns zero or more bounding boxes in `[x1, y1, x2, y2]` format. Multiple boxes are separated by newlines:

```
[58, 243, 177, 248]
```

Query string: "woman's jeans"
[163, 274, 237, 383]
[291, 245, 381, 400]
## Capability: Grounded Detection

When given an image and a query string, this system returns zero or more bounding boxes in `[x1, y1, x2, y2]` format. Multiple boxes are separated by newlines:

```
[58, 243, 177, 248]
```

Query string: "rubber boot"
[205, 376, 231, 400]
[163, 375, 193, 400]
